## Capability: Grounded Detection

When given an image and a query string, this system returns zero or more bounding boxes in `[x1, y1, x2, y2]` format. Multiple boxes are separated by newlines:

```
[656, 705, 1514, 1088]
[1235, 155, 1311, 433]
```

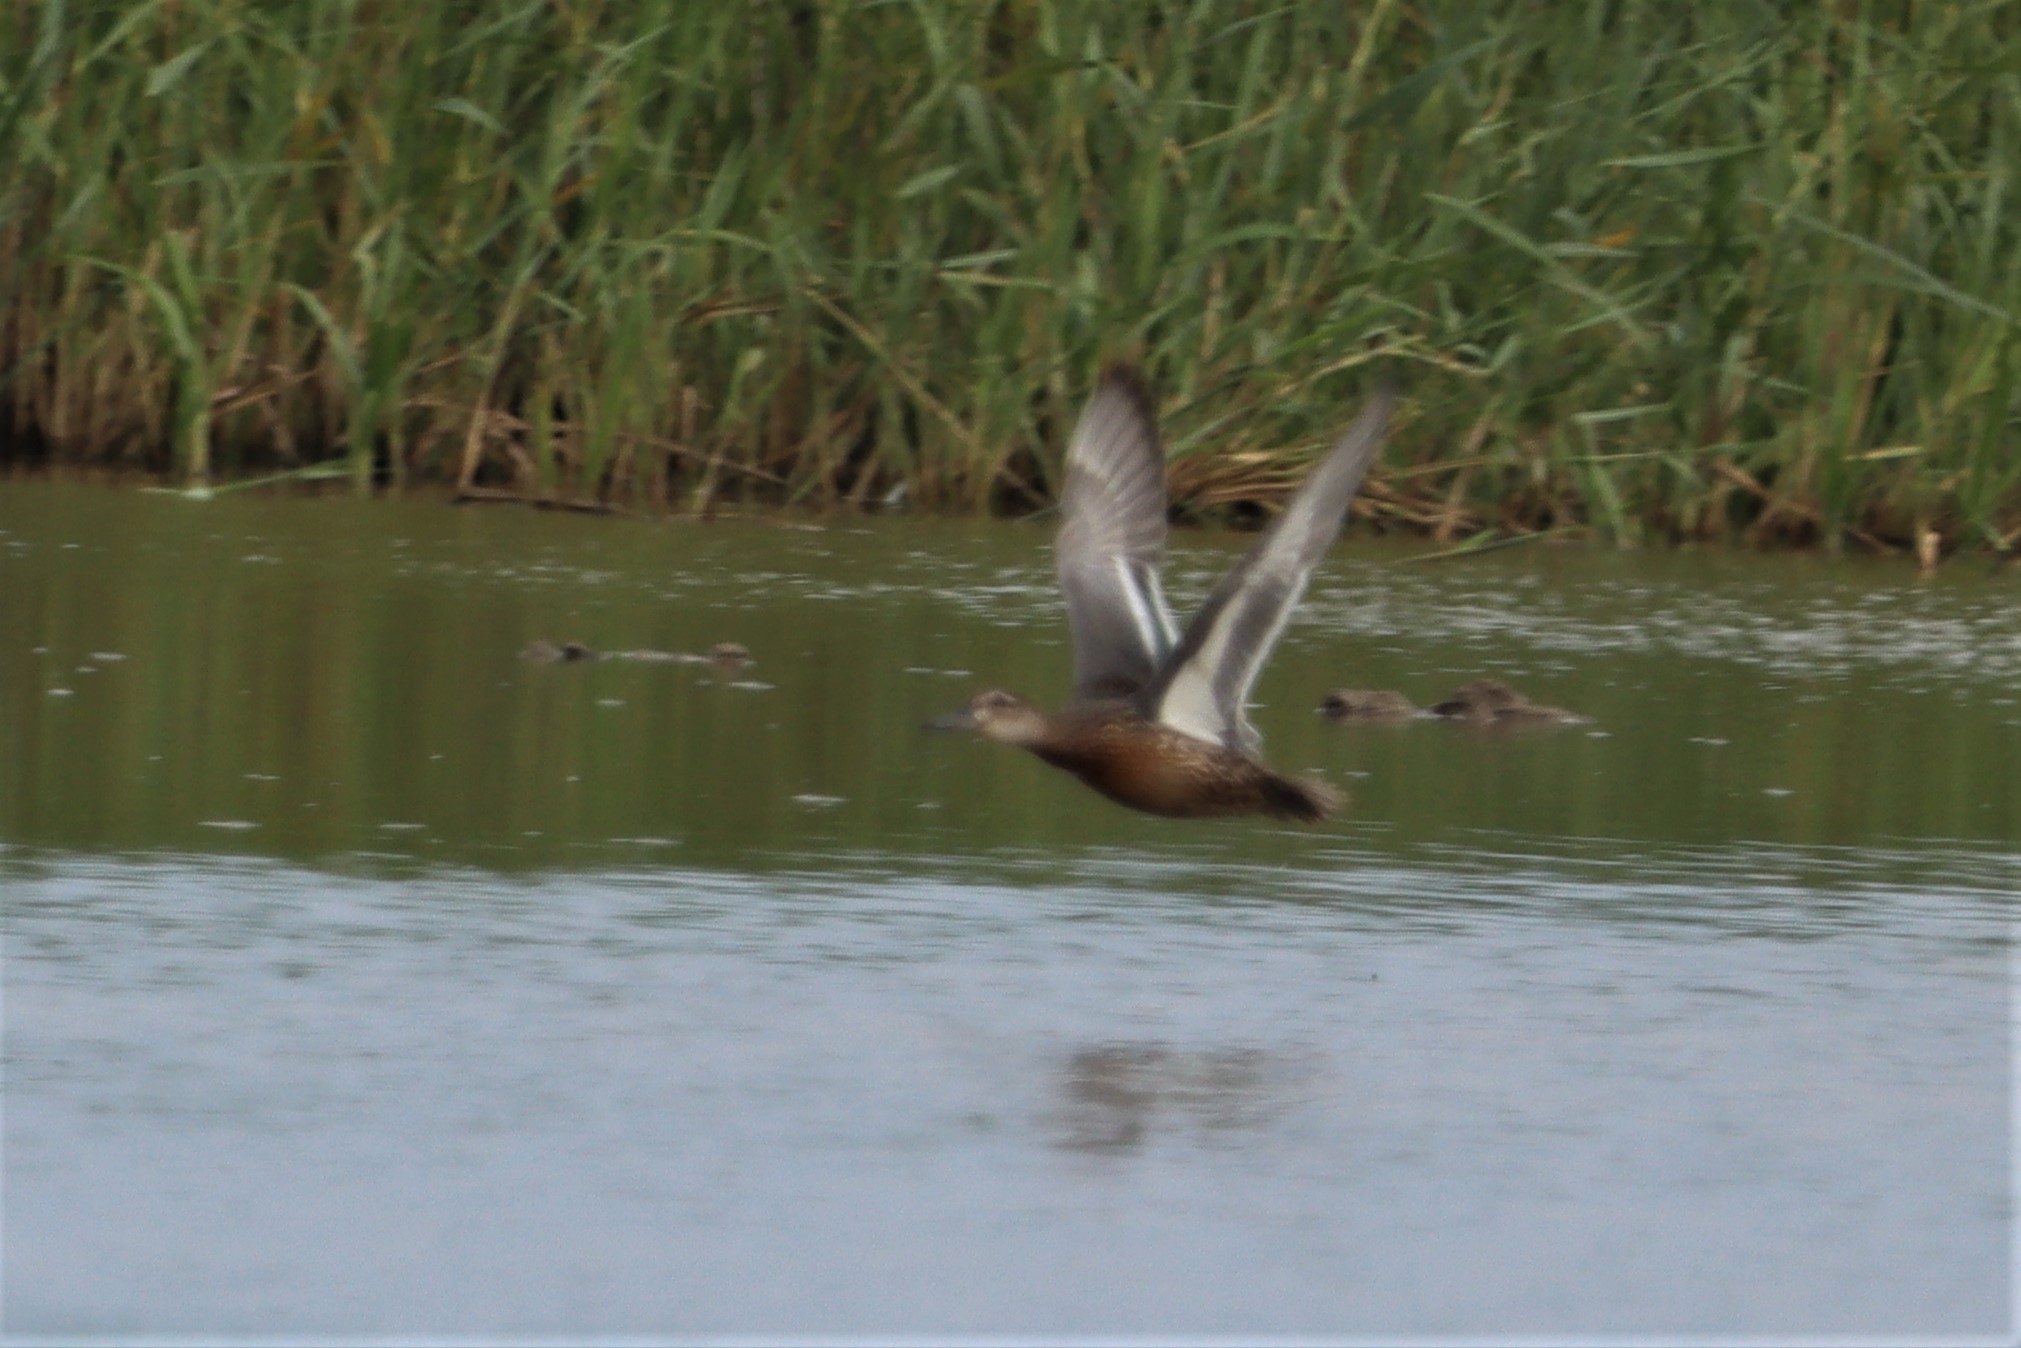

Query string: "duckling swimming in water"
[1427, 678, 1587, 726]
[1318, 688, 1420, 722]
[522, 639, 751, 670]
[934, 364, 1397, 822]
[521, 639, 597, 663]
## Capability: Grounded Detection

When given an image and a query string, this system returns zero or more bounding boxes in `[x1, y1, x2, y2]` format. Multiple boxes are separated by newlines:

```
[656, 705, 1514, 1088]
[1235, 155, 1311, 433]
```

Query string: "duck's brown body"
[968, 697, 1341, 823]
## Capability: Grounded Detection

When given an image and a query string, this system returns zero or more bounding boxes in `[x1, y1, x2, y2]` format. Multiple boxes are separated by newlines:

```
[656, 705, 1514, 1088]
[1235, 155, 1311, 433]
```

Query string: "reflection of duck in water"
[1317, 688, 1419, 722]
[1428, 678, 1587, 726]
[1052, 1043, 1280, 1154]
[521, 639, 752, 672]
[932, 364, 1397, 822]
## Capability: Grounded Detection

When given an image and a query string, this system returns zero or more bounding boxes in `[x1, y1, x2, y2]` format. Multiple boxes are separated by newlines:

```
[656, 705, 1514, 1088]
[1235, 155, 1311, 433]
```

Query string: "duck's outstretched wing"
[1056, 365, 1182, 702]
[1144, 381, 1399, 752]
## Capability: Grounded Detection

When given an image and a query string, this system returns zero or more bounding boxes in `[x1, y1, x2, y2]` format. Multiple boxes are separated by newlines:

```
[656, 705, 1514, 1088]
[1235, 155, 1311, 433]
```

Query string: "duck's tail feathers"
[1261, 772, 1345, 823]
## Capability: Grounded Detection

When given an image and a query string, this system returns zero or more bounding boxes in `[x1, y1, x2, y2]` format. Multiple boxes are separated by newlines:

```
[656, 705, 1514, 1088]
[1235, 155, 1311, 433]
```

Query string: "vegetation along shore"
[3, 0, 2017, 554]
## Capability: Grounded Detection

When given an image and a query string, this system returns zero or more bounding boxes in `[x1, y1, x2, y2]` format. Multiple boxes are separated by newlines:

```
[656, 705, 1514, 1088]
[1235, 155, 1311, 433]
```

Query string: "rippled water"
[2, 484, 2014, 1338]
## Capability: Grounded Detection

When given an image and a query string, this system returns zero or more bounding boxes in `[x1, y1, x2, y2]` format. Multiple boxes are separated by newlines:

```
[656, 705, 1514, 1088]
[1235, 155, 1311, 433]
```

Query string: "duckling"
[1318, 688, 1420, 722]
[1428, 678, 1587, 726]
[704, 641, 752, 671]
[521, 639, 597, 663]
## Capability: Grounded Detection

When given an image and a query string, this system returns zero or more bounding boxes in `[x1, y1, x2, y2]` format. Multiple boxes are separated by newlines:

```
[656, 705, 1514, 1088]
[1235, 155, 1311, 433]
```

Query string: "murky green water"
[3, 483, 2014, 1337]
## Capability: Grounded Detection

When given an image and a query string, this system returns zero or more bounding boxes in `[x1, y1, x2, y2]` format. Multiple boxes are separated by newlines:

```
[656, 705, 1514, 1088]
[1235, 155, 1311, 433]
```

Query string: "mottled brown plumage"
[1318, 688, 1420, 722]
[1428, 678, 1588, 726]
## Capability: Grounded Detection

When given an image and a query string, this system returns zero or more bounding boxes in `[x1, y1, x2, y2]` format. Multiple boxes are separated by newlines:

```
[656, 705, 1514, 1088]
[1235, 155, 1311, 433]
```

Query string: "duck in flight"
[933, 365, 1397, 822]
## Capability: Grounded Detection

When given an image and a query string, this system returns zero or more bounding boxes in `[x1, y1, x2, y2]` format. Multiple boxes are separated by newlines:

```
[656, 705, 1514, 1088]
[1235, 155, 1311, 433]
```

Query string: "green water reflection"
[3, 482, 2017, 870]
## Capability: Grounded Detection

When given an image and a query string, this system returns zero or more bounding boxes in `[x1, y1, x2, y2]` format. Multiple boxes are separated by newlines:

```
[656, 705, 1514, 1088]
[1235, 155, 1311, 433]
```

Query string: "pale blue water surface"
[2, 484, 2014, 1339]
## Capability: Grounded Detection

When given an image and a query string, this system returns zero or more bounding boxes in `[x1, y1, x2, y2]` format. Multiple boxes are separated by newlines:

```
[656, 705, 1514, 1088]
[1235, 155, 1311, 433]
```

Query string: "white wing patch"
[1129, 561, 1181, 660]
[1153, 571, 1306, 750]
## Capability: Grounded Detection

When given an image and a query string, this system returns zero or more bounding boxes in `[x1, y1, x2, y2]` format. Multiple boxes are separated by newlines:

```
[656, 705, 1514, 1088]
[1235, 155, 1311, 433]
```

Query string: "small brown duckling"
[1428, 678, 1587, 726]
[522, 639, 597, 663]
[620, 641, 748, 671]
[1318, 689, 1420, 722]
[704, 641, 751, 670]
[539, 640, 752, 669]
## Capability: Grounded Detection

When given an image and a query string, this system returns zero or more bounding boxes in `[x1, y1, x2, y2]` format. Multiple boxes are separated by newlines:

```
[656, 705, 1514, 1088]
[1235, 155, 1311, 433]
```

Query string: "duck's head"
[927, 688, 1051, 747]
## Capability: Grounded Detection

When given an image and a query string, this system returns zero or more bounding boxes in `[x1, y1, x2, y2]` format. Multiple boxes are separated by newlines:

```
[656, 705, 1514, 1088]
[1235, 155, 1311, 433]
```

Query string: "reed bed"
[3, 0, 2018, 551]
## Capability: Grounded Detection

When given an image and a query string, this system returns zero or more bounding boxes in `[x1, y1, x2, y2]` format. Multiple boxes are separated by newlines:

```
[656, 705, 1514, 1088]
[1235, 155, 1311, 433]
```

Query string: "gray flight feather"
[1143, 382, 1398, 751]
[1056, 365, 1183, 702]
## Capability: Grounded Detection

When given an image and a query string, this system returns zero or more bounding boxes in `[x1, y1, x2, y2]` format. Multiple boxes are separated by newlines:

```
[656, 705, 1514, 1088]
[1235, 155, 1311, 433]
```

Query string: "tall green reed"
[2, 0, 2015, 551]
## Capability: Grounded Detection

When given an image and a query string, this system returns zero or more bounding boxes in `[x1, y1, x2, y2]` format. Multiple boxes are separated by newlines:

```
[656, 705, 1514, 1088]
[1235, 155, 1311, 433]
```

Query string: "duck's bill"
[925, 707, 980, 732]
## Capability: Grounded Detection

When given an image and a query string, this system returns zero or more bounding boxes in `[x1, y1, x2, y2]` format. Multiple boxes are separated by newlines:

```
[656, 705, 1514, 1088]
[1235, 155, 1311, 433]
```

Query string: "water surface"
[3, 483, 2014, 1338]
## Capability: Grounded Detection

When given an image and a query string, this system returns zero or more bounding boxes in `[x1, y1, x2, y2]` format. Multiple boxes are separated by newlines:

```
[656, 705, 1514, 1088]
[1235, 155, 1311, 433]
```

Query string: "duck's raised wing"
[1055, 365, 1182, 702]
[1145, 382, 1398, 752]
